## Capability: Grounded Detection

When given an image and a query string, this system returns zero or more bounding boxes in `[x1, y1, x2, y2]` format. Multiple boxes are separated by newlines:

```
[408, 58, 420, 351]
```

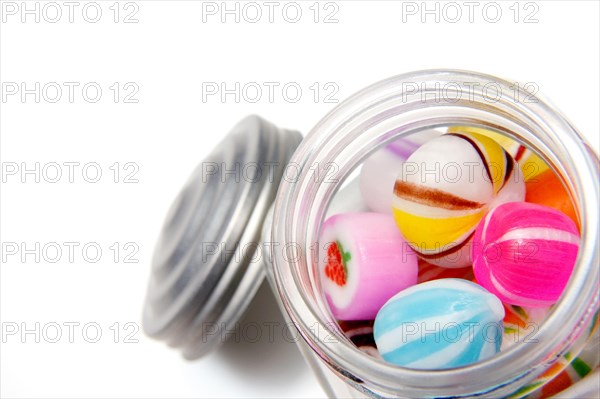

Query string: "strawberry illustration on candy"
[324, 241, 351, 286]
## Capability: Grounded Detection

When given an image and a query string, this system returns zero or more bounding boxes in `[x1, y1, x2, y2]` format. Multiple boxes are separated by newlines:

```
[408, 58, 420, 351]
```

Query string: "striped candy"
[373, 279, 505, 369]
[360, 129, 441, 214]
[319, 212, 418, 320]
[472, 202, 580, 308]
[447, 126, 549, 181]
[392, 132, 525, 268]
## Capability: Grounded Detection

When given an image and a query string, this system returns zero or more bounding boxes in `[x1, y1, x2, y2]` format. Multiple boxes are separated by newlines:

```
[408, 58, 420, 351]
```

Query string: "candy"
[359, 130, 441, 214]
[338, 320, 381, 358]
[447, 126, 549, 181]
[520, 360, 597, 399]
[525, 169, 579, 228]
[326, 178, 370, 217]
[319, 212, 418, 320]
[417, 259, 474, 283]
[472, 202, 580, 308]
[513, 330, 599, 399]
[502, 304, 550, 350]
[392, 132, 525, 268]
[373, 279, 505, 369]
[506, 310, 598, 397]
[522, 312, 599, 398]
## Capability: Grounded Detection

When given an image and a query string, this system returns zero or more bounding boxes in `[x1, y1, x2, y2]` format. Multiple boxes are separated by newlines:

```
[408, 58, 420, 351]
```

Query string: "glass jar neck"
[271, 70, 600, 397]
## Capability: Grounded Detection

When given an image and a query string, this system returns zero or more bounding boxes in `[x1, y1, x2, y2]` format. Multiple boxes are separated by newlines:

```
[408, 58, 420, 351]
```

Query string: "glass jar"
[143, 69, 599, 398]
[267, 70, 600, 398]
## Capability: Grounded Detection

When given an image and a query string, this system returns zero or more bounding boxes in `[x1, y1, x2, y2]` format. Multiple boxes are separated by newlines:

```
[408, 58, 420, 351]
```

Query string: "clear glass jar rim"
[271, 69, 600, 396]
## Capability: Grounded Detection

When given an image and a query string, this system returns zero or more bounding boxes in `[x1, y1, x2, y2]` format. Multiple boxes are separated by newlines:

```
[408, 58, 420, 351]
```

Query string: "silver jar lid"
[142, 115, 302, 359]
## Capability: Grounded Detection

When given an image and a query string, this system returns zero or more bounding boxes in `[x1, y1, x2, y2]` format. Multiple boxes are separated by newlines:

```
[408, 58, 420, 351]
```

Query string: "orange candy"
[525, 169, 579, 228]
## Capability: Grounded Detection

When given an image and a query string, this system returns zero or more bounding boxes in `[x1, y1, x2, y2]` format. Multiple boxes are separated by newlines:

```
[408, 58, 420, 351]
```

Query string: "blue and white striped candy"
[373, 279, 505, 369]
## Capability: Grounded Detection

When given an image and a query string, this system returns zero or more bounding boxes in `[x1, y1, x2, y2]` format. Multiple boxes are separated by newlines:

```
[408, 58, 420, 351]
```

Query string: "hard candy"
[319, 212, 418, 320]
[392, 132, 525, 268]
[472, 202, 580, 308]
[374, 279, 505, 369]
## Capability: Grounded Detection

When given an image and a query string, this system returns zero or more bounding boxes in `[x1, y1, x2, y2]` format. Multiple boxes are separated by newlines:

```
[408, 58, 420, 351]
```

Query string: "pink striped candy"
[472, 202, 580, 308]
[320, 213, 418, 320]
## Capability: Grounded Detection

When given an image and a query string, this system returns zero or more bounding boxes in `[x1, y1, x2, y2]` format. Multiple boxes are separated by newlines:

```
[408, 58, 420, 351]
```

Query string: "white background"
[1, 1, 599, 398]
